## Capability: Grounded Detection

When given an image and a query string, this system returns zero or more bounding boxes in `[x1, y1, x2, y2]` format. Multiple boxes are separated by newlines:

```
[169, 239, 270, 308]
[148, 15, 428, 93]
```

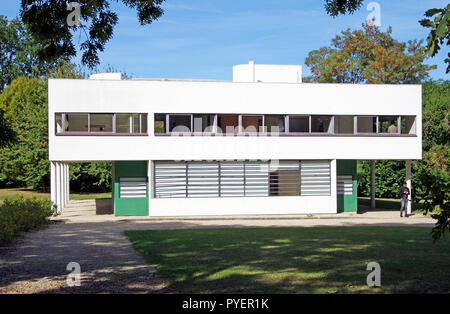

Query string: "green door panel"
[113, 161, 148, 216]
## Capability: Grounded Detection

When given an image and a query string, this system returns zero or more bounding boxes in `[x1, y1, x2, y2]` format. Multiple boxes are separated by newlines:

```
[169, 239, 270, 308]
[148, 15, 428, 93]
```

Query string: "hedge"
[0, 196, 55, 244]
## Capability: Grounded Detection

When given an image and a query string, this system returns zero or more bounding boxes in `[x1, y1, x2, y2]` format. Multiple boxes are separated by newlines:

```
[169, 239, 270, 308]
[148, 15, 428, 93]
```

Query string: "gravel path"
[0, 220, 167, 294]
[0, 200, 435, 294]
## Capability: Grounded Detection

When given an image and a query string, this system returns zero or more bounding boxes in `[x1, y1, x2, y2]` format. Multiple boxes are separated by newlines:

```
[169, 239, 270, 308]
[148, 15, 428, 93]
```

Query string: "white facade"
[48, 62, 422, 216]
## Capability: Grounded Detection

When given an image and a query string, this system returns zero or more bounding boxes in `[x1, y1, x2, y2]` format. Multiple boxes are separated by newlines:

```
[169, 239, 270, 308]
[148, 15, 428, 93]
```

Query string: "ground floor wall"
[112, 159, 338, 216]
[148, 195, 337, 216]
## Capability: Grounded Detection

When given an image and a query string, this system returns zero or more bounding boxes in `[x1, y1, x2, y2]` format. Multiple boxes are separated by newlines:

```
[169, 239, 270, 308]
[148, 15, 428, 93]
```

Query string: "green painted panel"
[113, 161, 148, 216]
[337, 160, 358, 212]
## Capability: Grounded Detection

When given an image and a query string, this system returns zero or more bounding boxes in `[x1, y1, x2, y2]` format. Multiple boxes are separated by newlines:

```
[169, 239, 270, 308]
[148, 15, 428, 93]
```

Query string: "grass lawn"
[125, 227, 450, 294]
[0, 188, 111, 204]
[358, 197, 424, 212]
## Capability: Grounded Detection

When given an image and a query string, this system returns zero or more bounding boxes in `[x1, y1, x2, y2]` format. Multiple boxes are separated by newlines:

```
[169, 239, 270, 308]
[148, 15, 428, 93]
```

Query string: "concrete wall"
[48, 78, 422, 162]
[48, 76, 422, 216]
[148, 159, 337, 216]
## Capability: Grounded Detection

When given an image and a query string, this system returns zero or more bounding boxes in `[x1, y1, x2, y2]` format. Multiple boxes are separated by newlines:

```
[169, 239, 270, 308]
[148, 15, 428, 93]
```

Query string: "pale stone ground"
[0, 199, 435, 294]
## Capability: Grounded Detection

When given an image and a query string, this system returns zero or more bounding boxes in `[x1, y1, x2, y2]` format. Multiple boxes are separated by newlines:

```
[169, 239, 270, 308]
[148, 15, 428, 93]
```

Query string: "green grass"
[0, 188, 110, 204]
[358, 197, 424, 212]
[125, 227, 450, 294]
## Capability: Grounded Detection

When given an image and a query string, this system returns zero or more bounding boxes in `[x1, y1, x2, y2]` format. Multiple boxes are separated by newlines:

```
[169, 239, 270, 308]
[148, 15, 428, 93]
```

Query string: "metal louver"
[220, 162, 245, 197]
[154, 162, 187, 198]
[337, 175, 353, 195]
[119, 177, 147, 198]
[300, 161, 331, 196]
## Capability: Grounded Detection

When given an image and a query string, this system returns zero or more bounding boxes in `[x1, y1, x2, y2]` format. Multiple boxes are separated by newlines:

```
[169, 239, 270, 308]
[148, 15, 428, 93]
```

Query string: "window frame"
[239, 114, 264, 134]
[152, 113, 417, 137]
[55, 112, 148, 136]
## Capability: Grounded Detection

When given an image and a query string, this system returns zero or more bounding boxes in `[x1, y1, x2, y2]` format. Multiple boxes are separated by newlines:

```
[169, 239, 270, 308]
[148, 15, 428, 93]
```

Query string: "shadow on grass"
[125, 227, 450, 294]
[1, 223, 448, 294]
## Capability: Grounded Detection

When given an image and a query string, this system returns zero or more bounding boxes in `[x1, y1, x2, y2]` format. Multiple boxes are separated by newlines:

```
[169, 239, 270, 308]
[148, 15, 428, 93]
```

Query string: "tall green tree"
[305, 24, 435, 83]
[0, 63, 112, 192]
[0, 77, 49, 189]
[0, 15, 64, 93]
[20, 0, 165, 68]
[413, 80, 450, 241]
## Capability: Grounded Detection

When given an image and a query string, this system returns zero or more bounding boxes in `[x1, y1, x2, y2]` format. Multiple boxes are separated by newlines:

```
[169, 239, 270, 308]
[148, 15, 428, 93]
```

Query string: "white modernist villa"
[48, 61, 421, 217]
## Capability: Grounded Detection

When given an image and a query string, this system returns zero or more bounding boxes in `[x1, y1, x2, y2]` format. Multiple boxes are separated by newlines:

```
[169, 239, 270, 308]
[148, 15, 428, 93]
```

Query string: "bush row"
[0, 196, 55, 244]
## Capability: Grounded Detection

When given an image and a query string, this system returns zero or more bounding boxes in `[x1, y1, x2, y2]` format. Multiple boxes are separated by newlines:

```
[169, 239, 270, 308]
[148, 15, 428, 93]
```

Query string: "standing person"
[399, 183, 410, 217]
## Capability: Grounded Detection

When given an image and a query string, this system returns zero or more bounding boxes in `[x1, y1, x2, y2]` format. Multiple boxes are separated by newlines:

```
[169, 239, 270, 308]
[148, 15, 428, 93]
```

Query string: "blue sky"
[2, 0, 449, 80]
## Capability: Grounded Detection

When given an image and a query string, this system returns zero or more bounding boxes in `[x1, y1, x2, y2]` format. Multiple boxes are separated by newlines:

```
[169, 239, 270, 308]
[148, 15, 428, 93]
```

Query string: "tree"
[0, 63, 112, 192]
[413, 80, 450, 241]
[20, 0, 165, 68]
[0, 77, 49, 189]
[324, 0, 363, 17]
[323, 1, 450, 73]
[0, 15, 64, 93]
[415, 144, 449, 241]
[0, 109, 14, 148]
[305, 24, 435, 84]
[419, 5, 450, 73]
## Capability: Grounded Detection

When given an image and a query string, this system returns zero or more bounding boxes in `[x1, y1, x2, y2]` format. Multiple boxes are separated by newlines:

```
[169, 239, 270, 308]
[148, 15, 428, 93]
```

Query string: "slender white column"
[64, 163, 68, 206]
[66, 163, 70, 204]
[50, 162, 56, 211]
[370, 160, 376, 208]
[65, 163, 68, 205]
[59, 162, 64, 212]
[147, 160, 152, 216]
[406, 160, 412, 215]
[62, 163, 66, 207]
[56, 162, 61, 213]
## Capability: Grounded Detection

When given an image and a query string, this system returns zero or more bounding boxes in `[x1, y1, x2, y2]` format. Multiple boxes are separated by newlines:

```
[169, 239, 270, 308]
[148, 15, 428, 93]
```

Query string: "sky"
[2, 0, 449, 80]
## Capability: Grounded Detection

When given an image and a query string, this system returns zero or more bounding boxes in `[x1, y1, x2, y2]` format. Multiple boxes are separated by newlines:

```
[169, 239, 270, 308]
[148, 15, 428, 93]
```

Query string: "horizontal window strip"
[55, 113, 148, 135]
[153, 160, 331, 198]
[154, 114, 417, 136]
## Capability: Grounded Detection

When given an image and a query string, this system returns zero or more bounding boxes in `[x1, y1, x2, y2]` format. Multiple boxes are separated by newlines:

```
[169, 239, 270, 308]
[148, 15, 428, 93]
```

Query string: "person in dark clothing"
[399, 183, 410, 217]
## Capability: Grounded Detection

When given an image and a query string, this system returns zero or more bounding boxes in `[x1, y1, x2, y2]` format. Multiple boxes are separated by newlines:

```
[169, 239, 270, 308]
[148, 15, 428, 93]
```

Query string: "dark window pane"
[169, 115, 191, 132]
[217, 114, 238, 134]
[289, 116, 309, 132]
[241, 115, 263, 133]
[334, 116, 354, 134]
[90, 114, 113, 132]
[141, 114, 148, 133]
[66, 114, 88, 132]
[132, 114, 139, 133]
[357, 116, 376, 133]
[116, 114, 131, 133]
[265, 115, 285, 133]
[154, 114, 166, 133]
[311, 115, 332, 133]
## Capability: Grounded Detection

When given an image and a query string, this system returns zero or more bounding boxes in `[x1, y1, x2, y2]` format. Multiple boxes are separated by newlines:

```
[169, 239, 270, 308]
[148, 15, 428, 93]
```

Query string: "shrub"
[0, 195, 55, 244]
